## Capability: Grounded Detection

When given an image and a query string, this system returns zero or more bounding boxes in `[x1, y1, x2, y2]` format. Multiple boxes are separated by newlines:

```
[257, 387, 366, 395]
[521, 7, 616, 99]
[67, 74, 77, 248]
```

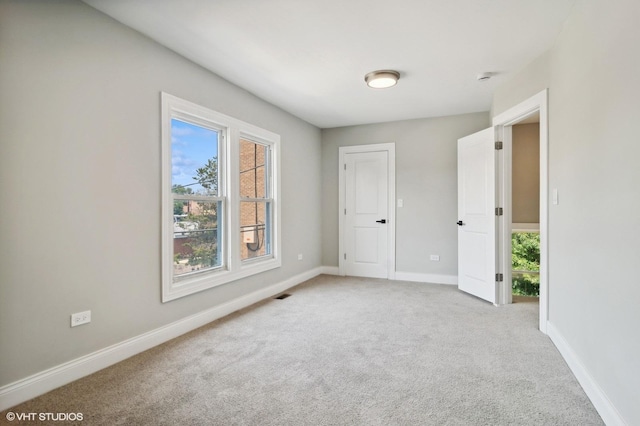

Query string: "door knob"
[376, 219, 387, 224]
[457, 220, 464, 226]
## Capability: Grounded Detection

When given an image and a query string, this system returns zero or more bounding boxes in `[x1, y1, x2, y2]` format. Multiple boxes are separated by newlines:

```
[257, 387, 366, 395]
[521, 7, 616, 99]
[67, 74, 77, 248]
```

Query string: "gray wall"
[512, 124, 540, 224]
[0, 0, 322, 386]
[491, 50, 551, 118]
[321, 113, 490, 278]
[493, 0, 640, 423]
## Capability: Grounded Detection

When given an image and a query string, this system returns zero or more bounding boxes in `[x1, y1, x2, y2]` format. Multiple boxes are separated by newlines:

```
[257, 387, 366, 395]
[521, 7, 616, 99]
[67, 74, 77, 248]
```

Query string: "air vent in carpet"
[274, 293, 291, 300]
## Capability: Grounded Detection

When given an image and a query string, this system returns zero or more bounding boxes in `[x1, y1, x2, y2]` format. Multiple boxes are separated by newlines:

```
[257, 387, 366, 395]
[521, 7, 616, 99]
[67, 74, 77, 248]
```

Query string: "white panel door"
[457, 128, 497, 303]
[344, 151, 389, 278]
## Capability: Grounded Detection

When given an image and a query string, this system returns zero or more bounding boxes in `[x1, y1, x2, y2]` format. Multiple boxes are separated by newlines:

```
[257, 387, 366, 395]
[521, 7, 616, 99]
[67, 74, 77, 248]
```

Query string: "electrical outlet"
[71, 310, 91, 327]
[430, 255, 440, 261]
[297, 254, 303, 261]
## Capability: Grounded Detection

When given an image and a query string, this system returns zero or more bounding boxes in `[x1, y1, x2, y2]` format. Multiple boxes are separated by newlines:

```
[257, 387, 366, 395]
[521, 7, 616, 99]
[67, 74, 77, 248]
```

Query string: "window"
[171, 119, 223, 279]
[162, 93, 280, 302]
[240, 139, 272, 261]
[512, 230, 540, 296]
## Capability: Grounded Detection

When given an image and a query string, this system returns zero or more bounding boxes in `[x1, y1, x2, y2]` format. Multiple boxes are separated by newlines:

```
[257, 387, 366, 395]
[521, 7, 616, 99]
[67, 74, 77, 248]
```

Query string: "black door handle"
[457, 220, 464, 226]
[376, 219, 387, 224]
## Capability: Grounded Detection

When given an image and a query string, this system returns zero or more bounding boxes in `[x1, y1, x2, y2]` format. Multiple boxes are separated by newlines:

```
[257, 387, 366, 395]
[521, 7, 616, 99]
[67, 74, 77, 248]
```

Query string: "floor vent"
[274, 293, 291, 300]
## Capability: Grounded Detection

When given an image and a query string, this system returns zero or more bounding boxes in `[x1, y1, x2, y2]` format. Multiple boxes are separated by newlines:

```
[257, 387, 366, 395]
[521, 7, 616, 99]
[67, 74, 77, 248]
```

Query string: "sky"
[171, 118, 218, 194]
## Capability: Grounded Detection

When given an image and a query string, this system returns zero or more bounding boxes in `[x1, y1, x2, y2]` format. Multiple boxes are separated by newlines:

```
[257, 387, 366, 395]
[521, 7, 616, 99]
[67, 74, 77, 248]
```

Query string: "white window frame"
[161, 93, 281, 302]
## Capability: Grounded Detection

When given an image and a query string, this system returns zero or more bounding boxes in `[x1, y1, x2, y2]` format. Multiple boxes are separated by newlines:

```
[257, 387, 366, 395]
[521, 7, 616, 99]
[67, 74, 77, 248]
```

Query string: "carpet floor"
[3, 275, 603, 425]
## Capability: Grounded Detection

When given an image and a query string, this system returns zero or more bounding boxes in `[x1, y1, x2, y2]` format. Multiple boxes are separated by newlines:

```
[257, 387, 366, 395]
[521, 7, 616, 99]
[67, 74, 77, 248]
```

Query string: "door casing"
[493, 89, 549, 334]
[339, 143, 396, 279]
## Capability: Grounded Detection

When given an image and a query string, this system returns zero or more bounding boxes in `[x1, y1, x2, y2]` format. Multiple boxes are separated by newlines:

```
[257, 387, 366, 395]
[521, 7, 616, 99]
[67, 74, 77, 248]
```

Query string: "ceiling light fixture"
[365, 70, 400, 89]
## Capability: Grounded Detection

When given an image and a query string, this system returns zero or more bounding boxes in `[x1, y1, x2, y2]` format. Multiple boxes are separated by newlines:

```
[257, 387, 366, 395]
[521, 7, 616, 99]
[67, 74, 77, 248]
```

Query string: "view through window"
[512, 231, 540, 296]
[239, 139, 271, 260]
[171, 119, 222, 279]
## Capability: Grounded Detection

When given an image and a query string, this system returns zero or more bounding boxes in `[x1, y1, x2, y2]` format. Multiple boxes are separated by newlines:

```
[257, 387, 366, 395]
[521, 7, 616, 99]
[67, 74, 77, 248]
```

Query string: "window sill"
[162, 257, 281, 302]
[512, 223, 540, 232]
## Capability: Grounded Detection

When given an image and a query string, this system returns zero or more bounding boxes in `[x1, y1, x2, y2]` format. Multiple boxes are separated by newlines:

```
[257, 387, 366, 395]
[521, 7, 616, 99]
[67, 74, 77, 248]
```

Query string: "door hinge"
[344, 164, 347, 170]
[495, 207, 503, 216]
[496, 273, 504, 282]
[495, 141, 503, 150]
[344, 253, 347, 260]
[344, 208, 347, 215]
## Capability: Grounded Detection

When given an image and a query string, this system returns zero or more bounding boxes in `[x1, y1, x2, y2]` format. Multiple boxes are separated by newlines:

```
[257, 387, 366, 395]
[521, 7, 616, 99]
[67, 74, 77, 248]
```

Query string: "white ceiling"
[83, 0, 575, 128]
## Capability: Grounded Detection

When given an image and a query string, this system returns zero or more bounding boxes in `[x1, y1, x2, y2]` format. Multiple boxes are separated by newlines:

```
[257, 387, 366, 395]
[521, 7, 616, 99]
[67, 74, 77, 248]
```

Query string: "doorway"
[511, 118, 541, 300]
[338, 143, 396, 279]
[493, 90, 549, 334]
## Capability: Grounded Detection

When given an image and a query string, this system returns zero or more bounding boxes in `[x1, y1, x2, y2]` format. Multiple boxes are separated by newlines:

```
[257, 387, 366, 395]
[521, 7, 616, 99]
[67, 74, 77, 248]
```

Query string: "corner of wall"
[491, 50, 551, 119]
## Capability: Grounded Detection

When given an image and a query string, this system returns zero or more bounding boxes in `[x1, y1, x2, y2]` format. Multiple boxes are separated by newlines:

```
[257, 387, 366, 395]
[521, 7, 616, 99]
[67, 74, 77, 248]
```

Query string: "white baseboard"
[317, 268, 457, 286]
[0, 267, 323, 412]
[547, 322, 627, 426]
[394, 271, 458, 285]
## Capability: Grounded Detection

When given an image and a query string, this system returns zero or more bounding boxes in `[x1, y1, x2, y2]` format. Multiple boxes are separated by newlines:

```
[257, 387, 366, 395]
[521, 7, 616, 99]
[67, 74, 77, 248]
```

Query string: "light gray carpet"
[3, 275, 603, 425]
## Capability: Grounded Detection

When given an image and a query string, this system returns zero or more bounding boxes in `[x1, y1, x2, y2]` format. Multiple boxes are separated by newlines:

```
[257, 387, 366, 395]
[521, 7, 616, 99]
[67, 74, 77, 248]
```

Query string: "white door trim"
[339, 143, 396, 279]
[493, 89, 549, 334]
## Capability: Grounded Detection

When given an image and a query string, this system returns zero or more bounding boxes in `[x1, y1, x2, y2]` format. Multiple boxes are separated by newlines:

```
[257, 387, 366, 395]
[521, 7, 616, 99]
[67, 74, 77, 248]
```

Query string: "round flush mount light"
[365, 70, 400, 89]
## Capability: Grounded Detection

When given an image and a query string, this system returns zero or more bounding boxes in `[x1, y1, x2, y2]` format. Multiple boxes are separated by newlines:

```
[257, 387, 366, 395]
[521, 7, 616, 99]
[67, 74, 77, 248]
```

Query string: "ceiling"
[83, 0, 575, 129]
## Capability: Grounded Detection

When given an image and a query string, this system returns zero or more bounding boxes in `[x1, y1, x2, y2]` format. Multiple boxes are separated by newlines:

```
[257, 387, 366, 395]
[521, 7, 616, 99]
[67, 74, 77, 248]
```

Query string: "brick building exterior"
[239, 139, 268, 260]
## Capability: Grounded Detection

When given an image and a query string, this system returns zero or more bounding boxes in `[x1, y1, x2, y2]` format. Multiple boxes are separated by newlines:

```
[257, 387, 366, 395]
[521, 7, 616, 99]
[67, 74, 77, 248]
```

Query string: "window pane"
[174, 201, 222, 278]
[240, 139, 267, 198]
[240, 201, 271, 260]
[171, 119, 220, 196]
[171, 118, 222, 280]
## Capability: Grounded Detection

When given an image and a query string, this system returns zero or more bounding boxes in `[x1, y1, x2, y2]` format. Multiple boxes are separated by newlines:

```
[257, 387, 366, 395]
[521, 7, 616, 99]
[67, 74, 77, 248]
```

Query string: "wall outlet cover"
[71, 310, 91, 327]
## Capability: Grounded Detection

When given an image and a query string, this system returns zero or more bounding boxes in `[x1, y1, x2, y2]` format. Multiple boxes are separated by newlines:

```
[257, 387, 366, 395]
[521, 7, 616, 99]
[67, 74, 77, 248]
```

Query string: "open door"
[457, 127, 499, 303]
